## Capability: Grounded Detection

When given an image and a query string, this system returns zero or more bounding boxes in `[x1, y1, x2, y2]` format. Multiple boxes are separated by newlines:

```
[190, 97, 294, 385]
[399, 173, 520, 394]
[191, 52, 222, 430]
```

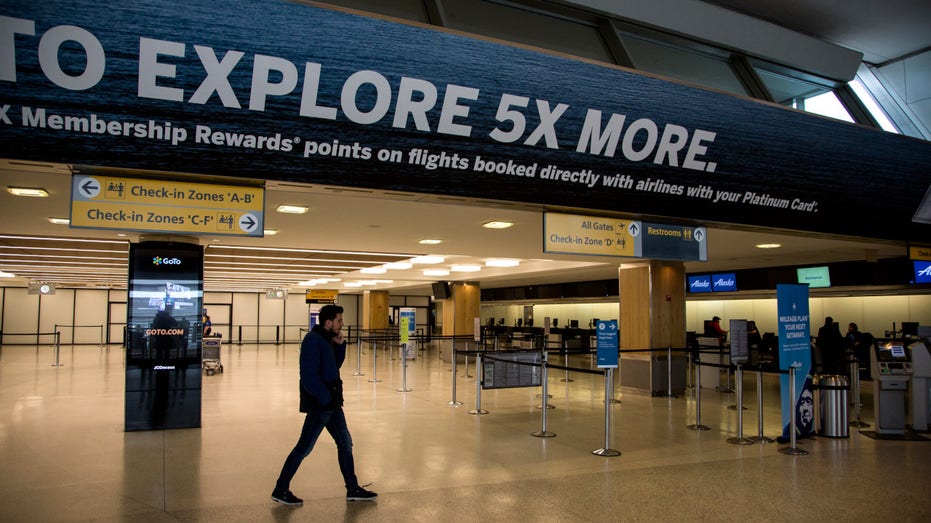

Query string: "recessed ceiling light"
[344, 282, 363, 287]
[0, 271, 15, 278]
[48, 217, 70, 225]
[276, 205, 308, 214]
[264, 229, 278, 235]
[360, 280, 378, 285]
[385, 261, 413, 270]
[411, 255, 445, 264]
[482, 221, 513, 229]
[7, 187, 49, 197]
[485, 259, 520, 267]
[423, 269, 450, 276]
[755, 243, 782, 249]
[451, 264, 481, 272]
[418, 239, 443, 245]
[360, 266, 387, 274]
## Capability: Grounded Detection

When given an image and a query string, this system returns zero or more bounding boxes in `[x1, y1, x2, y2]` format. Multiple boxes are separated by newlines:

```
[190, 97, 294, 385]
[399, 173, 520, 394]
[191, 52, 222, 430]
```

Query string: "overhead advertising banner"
[70, 174, 264, 235]
[1, 0, 929, 242]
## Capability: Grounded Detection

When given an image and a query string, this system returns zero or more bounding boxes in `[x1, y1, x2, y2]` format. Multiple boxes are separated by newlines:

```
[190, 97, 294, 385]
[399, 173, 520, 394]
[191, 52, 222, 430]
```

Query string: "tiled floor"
[0, 341, 928, 522]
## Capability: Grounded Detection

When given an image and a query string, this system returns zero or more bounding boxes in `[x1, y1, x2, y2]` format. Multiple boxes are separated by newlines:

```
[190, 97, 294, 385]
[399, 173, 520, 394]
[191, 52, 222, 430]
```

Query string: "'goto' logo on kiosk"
[152, 256, 182, 266]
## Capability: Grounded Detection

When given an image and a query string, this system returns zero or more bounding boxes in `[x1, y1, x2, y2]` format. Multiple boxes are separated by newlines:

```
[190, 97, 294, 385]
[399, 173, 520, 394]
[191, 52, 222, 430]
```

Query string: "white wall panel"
[3, 288, 39, 343]
[39, 290, 75, 344]
[74, 290, 108, 344]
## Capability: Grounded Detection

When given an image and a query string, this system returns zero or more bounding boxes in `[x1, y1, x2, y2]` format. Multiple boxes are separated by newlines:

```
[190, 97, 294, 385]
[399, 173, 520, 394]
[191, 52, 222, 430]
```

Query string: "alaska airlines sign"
[0, 0, 929, 242]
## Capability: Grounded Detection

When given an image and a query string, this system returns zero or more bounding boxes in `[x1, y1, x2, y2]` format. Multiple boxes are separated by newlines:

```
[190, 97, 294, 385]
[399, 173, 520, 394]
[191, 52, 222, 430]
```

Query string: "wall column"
[441, 282, 480, 337]
[362, 290, 389, 333]
[618, 261, 686, 394]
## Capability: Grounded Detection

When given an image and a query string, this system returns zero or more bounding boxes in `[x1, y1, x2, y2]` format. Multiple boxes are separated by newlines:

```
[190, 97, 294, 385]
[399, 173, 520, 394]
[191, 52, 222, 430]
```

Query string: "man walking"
[272, 304, 377, 506]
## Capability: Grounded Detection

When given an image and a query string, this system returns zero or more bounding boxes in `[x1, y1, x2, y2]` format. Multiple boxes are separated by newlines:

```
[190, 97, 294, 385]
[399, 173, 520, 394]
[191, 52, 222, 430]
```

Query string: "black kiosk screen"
[125, 241, 204, 431]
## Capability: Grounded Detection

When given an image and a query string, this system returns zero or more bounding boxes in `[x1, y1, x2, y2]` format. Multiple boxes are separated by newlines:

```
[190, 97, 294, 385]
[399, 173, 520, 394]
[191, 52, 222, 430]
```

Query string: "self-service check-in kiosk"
[907, 336, 931, 432]
[870, 340, 912, 435]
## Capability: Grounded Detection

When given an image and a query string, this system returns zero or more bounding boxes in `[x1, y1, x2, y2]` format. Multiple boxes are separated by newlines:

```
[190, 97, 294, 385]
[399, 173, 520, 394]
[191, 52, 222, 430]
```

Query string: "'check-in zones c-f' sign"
[70, 174, 265, 236]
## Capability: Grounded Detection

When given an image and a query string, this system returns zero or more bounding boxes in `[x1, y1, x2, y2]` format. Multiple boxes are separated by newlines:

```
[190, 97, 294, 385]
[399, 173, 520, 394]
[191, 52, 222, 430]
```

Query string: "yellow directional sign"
[70, 175, 264, 236]
[305, 289, 339, 303]
[910, 245, 931, 261]
[543, 212, 637, 257]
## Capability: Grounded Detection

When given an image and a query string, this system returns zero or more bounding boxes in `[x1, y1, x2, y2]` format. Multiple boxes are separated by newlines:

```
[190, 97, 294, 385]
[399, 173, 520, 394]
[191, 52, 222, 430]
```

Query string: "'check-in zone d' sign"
[544, 212, 707, 261]
[70, 175, 265, 236]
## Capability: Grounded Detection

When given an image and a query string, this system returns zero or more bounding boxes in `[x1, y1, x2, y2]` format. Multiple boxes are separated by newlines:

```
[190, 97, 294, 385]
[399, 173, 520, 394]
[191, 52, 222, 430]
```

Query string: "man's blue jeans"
[275, 407, 357, 491]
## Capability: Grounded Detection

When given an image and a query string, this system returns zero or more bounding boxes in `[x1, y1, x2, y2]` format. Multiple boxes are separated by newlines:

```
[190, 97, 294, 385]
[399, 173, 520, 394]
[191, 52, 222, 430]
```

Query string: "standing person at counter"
[816, 316, 844, 374]
[710, 316, 727, 346]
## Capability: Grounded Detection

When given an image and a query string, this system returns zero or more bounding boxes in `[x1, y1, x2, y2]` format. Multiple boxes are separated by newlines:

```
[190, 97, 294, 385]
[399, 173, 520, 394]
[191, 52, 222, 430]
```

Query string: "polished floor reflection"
[0, 341, 929, 522]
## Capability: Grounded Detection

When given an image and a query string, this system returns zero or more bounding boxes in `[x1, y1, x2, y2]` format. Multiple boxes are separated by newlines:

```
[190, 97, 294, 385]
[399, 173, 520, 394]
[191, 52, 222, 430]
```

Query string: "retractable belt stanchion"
[665, 346, 674, 398]
[367, 336, 381, 383]
[592, 368, 621, 456]
[537, 350, 555, 409]
[727, 364, 754, 445]
[448, 342, 462, 407]
[468, 352, 488, 415]
[686, 351, 694, 392]
[778, 366, 809, 456]
[464, 353, 473, 379]
[51, 331, 63, 367]
[353, 335, 364, 376]
[561, 344, 574, 382]
[532, 357, 556, 438]
[749, 369, 775, 443]
[687, 356, 710, 431]
[397, 342, 412, 392]
[849, 358, 869, 428]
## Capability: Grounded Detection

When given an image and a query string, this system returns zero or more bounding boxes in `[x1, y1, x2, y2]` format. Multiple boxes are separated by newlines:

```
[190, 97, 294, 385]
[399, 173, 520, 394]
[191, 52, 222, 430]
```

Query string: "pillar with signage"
[125, 240, 204, 431]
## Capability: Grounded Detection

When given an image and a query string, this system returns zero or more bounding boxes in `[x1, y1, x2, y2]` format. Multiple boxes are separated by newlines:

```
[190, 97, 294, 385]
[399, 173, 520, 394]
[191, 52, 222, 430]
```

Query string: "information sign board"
[482, 351, 542, 389]
[596, 320, 619, 368]
[729, 319, 748, 364]
[70, 175, 264, 236]
[305, 289, 338, 303]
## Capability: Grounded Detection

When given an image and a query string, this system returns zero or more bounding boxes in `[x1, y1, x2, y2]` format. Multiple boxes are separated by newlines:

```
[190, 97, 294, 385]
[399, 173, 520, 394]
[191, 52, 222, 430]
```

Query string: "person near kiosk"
[271, 304, 377, 506]
[816, 316, 845, 374]
[710, 316, 727, 347]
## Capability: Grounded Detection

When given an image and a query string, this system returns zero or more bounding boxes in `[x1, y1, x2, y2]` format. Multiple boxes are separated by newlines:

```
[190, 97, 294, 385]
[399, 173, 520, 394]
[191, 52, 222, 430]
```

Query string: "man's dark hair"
[319, 304, 344, 324]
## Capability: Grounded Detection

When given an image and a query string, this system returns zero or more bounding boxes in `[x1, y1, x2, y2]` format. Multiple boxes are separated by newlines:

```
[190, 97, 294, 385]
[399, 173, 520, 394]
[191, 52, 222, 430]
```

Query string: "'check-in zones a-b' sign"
[70, 175, 264, 236]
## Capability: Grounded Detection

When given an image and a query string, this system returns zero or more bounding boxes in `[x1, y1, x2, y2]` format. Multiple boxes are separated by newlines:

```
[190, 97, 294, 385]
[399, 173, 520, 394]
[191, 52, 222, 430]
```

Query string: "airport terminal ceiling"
[0, 0, 926, 295]
[0, 159, 906, 295]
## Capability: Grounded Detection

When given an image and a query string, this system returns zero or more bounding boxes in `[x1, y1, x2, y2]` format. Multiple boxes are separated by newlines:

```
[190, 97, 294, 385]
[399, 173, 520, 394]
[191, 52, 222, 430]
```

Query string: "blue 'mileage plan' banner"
[1, 0, 929, 241]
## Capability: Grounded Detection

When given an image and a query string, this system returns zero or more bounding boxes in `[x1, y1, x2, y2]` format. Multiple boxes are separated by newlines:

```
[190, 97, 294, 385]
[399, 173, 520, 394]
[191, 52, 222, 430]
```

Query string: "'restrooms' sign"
[0, 0, 929, 242]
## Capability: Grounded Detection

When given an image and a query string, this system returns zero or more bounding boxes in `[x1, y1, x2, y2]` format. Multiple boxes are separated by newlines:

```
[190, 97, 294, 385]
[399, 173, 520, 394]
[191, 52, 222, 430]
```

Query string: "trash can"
[815, 374, 849, 438]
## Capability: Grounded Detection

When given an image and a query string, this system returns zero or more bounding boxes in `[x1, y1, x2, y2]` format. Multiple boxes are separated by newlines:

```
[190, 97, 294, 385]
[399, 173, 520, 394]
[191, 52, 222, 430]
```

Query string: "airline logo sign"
[70, 175, 264, 236]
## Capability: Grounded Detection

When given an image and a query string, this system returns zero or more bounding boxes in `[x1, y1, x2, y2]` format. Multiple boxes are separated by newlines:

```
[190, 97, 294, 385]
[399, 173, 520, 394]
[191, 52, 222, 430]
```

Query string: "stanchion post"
[686, 351, 694, 391]
[592, 368, 621, 456]
[536, 350, 555, 407]
[368, 335, 381, 383]
[353, 335, 364, 376]
[749, 370, 775, 443]
[51, 331, 64, 367]
[532, 355, 555, 437]
[849, 358, 869, 427]
[561, 343, 574, 382]
[397, 342, 412, 392]
[778, 366, 809, 456]
[448, 343, 462, 406]
[666, 346, 674, 397]
[464, 353, 472, 378]
[727, 365, 754, 445]
[687, 356, 710, 431]
[468, 352, 488, 415]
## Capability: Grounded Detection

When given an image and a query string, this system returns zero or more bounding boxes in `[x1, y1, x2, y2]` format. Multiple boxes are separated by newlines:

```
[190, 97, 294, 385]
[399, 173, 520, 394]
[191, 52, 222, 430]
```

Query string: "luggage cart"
[202, 335, 223, 375]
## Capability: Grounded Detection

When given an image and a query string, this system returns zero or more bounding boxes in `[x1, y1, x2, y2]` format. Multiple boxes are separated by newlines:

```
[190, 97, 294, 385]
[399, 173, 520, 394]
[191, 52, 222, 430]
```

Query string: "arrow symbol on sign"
[609, 323, 617, 331]
[240, 216, 256, 230]
[628, 223, 639, 236]
[81, 180, 99, 196]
